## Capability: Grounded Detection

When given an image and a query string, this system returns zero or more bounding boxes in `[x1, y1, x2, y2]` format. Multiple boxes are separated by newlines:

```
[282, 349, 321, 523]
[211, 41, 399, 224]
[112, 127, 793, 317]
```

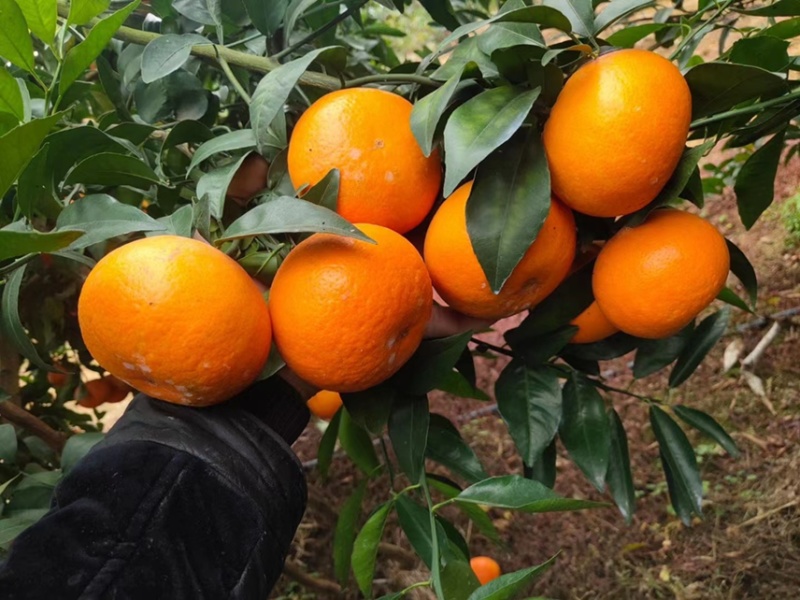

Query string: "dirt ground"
[270, 150, 800, 600]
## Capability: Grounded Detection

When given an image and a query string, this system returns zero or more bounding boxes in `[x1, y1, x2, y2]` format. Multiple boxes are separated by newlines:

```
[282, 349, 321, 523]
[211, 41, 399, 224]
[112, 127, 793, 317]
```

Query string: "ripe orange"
[423, 181, 576, 320]
[570, 301, 618, 344]
[77, 376, 130, 408]
[307, 390, 343, 420]
[593, 209, 730, 339]
[269, 224, 432, 392]
[470, 556, 502, 585]
[227, 153, 269, 206]
[543, 49, 692, 217]
[78, 235, 272, 406]
[287, 88, 442, 234]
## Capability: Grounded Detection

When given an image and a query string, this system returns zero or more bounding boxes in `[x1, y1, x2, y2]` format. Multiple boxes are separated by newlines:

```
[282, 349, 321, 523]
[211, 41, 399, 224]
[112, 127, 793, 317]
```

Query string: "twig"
[736, 500, 799, 528]
[742, 321, 781, 369]
[215, 51, 252, 104]
[470, 337, 515, 357]
[282, 560, 342, 594]
[0, 402, 69, 452]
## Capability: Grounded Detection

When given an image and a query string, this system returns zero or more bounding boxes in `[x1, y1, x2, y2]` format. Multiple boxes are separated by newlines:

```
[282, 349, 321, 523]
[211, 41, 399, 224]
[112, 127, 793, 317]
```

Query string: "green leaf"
[739, 0, 800, 15]
[0, 509, 49, 548]
[426, 414, 489, 484]
[559, 373, 610, 491]
[218, 196, 373, 243]
[396, 494, 436, 568]
[529, 437, 556, 488]
[495, 5, 573, 32]
[561, 332, 639, 361]
[18, 143, 55, 221]
[0, 266, 51, 370]
[633, 323, 694, 379]
[243, 0, 288, 35]
[196, 154, 248, 220]
[606, 408, 635, 523]
[726, 240, 757, 306]
[418, 0, 460, 29]
[606, 23, 668, 47]
[0, 423, 17, 464]
[67, 0, 109, 24]
[250, 47, 342, 154]
[442, 86, 540, 196]
[56, 194, 167, 249]
[427, 476, 500, 543]
[594, 0, 654, 33]
[734, 129, 786, 230]
[761, 17, 800, 38]
[717, 287, 751, 313]
[673, 406, 740, 458]
[0, 0, 34, 73]
[187, 129, 256, 173]
[457, 475, 607, 512]
[393, 331, 473, 395]
[317, 409, 341, 478]
[432, 37, 499, 82]
[542, 0, 595, 37]
[301, 168, 340, 211]
[140, 34, 211, 84]
[61, 432, 104, 473]
[468, 128, 550, 293]
[388, 394, 429, 484]
[729, 37, 791, 72]
[284, 0, 320, 40]
[65, 152, 161, 189]
[495, 361, 562, 466]
[0, 67, 23, 122]
[352, 500, 393, 598]
[339, 409, 380, 476]
[669, 308, 730, 387]
[0, 228, 84, 262]
[154, 204, 193, 237]
[60, 1, 141, 95]
[16, 0, 57, 45]
[650, 406, 703, 525]
[162, 119, 214, 150]
[0, 112, 62, 200]
[44, 125, 131, 185]
[411, 71, 461, 158]
[477, 21, 546, 55]
[333, 478, 367, 586]
[466, 555, 558, 600]
[437, 369, 490, 401]
[341, 387, 395, 435]
[685, 62, 787, 120]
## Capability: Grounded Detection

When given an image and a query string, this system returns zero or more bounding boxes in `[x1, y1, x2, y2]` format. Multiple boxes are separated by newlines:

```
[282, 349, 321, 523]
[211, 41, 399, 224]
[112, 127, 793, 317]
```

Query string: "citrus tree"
[0, 0, 797, 597]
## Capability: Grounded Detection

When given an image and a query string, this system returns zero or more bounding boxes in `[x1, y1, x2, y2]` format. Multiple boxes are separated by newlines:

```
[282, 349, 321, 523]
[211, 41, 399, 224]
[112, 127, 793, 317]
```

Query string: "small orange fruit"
[287, 88, 442, 234]
[593, 209, 730, 339]
[78, 235, 272, 406]
[570, 301, 618, 344]
[543, 49, 692, 217]
[423, 182, 576, 320]
[47, 370, 68, 388]
[269, 224, 432, 392]
[227, 153, 270, 206]
[77, 376, 129, 408]
[307, 390, 343, 420]
[470, 556, 502, 585]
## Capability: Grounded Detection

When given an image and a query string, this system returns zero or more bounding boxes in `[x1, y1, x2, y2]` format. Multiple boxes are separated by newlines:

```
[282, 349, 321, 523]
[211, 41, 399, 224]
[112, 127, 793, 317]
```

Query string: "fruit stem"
[344, 74, 443, 88]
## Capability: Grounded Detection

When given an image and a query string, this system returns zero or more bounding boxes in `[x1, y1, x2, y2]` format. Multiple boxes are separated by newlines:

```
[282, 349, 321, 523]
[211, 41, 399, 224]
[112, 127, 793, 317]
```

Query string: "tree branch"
[0, 401, 69, 452]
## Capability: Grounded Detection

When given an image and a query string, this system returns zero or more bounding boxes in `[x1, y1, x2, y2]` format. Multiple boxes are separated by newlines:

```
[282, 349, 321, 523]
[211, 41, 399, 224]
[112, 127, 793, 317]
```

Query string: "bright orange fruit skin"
[269, 224, 432, 392]
[570, 300, 619, 344]
[423, 182, 577, 320]
[543, 49, 692, 217]
[78, 235, 272, 406]
[593, 209, 730, 339]
[470, 556, 502, 585]
[287, 88, 442, 234]
[307, 390, 343, 421]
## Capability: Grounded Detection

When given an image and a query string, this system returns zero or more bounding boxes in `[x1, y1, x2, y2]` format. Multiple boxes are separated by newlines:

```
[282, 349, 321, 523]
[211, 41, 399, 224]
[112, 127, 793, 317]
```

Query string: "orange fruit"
[423, 181, 577, 320]
[77, 376, 129, 408]
[543, 49, 692, 217]
[269, 224, 432, 392]
[307, 390, 343, 420]
[593, 209, 730, 339]
[47, 370, 68, 388]
[287, 88, 442, 234]
[227, 153, 269, 206]
[570, 301, 618, 344]
[78, 235, 272, 406]
[470, 556, 502, 585]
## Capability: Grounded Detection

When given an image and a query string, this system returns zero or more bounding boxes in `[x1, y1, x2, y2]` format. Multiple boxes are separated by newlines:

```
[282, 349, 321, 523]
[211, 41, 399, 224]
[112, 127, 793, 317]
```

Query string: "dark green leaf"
[396, 494, 436, 568]
[333, 478, 367, 586]
[393, 332, 473, 395]
[542, 0, 595, 37]
[60, 1, 141, 95]
[519, 326, 577, 365]
[352, 500, 393, 598]
[411, 71, 461, 157]
[495, 361, 562, 466]
[339, 409, 380, 476]
[60, 432, 104, 473]
[457, 475, 607, 512]
[341, 387, 396, 435]
[673, 405, 740, 458]
[56, 194, 167, 249]
[317, 409, 341, 478]
[562, 332, 639, 361]
[495, 5, 573, 32]
[243, 0, 288, 34]
[529, 437, 556, 488]
[559, 373, 610, 491]
[218, 196, 372, 243]
[468, 128, 550, 292]
[427, 476, 500, 543]
[717, 287, 752, 313]
[729, 37, 791, 72]
[426, 414, 489, 484]
[650, 406, 703, 524]
[726, 240, 757, 306]
[0, 423, 17, 464]
[440, 549, 481, 600]
[0, 67, 23, 122]
[44, 125, 131, 185]
[196, 154, 248, 220]
[0, 266, 51, 370]
[466, 555, 558, 600]
[477, 21, 546, 55]
[17, 0, 57, 44]
[140, 34, 211, 83]
[418, 0, 460, 29]
[739, 0, 800, 15]
[594, 0, 654, 33]
[734, 129, 786, 229]
[0, 509, 49, 549]
[0, 113, 62, 200]
[187, 129, 256, 172]
[669, 308, 730, 387]
[443, 86, 540, 195]
[606, 23, 668, 48]
[301, 168, 340, 211]
[432, 37, 499, 82]
[0, 228, 84, 262]
[65, 153, 161, 189]
[606, 409, 635, 523]
[154, 204, 193, 238]
[388, 394, 429, 484]
[633, 323, 694, 379]
[437, 369, 490, 401]
[162, 119, 214, 150]
[0, 0, 35, 73]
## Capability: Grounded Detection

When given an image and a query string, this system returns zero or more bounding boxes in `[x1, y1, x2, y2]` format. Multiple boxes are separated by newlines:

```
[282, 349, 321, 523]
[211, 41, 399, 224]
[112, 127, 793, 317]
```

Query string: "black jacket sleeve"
[0, 377, 309, 600]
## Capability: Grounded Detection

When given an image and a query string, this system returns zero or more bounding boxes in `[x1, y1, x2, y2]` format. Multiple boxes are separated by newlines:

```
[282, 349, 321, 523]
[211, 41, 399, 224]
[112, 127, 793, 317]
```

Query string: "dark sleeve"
[0, 377, 309, 600]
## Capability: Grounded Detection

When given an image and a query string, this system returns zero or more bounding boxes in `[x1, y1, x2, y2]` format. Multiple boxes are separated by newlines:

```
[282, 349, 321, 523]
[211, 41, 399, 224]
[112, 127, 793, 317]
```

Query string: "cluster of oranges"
[77, 48, 730, 409]
[47, 369, 131, 409]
